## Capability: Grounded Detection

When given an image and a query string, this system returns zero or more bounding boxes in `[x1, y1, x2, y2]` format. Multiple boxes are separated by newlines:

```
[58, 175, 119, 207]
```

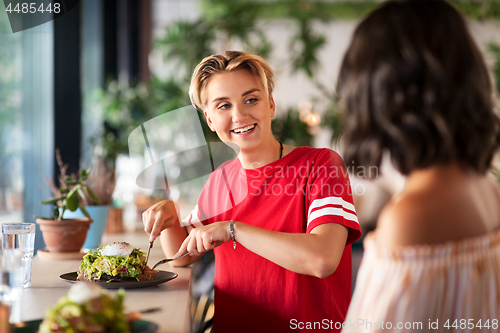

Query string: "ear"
[269, 95, 276, 118]
[204, 110, 216, 132]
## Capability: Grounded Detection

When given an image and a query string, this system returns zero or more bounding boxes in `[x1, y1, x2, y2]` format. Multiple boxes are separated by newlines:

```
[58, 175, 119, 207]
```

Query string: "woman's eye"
[218, 103, 231, 110]
[245, 98, 258, 104]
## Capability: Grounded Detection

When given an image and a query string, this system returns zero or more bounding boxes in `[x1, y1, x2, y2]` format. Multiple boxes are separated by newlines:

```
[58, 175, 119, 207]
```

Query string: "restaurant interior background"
[0, 0, 500, 323]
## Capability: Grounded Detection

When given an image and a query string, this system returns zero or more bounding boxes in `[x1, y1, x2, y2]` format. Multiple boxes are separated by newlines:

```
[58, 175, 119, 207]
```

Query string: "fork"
[151, 252, 190, 270]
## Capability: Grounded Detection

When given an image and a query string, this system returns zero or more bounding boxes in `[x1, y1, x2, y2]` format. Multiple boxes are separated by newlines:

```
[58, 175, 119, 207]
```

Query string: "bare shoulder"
[376, 176, 500, 249]
[375, 192, 441, 248]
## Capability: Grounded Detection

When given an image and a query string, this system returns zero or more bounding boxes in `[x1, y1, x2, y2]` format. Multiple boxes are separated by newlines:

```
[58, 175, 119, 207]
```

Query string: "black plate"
[59, 271, 178, 289]
[13, 319, 158, 333]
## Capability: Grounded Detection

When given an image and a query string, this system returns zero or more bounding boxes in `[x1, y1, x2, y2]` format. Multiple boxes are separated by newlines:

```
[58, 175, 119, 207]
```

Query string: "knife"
[138, 307, 162, 315]
[128, 307, 163, 322]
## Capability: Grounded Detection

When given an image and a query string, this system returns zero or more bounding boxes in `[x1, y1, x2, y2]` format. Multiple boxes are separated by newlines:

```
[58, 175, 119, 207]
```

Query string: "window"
[0, 2, 23, 224]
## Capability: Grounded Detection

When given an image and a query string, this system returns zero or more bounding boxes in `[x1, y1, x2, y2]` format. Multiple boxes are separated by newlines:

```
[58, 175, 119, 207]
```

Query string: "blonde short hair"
[189, 51, 274, 111]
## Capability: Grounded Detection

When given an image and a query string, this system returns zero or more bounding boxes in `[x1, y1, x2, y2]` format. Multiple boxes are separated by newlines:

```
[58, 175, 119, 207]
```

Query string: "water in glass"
[0, 249, 23, 323]
[1, 223, 35, 288]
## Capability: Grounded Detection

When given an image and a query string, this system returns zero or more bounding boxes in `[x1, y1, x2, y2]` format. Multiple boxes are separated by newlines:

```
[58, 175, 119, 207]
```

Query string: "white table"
[20, 232, 192, 332]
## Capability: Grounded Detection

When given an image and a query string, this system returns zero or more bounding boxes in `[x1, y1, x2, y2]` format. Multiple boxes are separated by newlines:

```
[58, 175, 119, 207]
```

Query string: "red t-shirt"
[184, 147, 361, 332]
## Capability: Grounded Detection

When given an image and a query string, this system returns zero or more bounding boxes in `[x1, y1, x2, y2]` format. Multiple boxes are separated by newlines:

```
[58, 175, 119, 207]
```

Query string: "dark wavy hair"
[338, 0, 500, 175]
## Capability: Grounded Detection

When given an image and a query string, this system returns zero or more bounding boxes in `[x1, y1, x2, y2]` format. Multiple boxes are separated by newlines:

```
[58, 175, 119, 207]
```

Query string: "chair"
[193, 289, 214, 333]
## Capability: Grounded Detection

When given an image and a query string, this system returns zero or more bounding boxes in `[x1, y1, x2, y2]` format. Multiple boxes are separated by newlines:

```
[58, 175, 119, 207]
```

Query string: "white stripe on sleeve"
[307, 196, 358, 226]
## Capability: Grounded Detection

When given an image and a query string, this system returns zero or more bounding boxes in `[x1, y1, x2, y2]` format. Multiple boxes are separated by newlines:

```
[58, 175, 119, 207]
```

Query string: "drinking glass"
[1, 223, 36, 288]
[0, 249, 23, 323]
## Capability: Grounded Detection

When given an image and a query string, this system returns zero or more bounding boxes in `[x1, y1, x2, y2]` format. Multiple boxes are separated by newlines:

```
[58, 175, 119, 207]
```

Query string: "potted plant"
[36, 153, 100, 253]
[88, 129, 124, 234]
[63, 157, 116, 248]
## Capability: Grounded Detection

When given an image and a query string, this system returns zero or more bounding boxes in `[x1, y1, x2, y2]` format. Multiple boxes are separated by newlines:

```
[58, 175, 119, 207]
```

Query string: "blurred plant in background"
[92, 0, 500, 167]
[91, 77, 195, 165]
[93, 0, 363, 161]
[489, 42, 500, 100]
[272, 108, 312, 147]
[82, 157, 116, 207]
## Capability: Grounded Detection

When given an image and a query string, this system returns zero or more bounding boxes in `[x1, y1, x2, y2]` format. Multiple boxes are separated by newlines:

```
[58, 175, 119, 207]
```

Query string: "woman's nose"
[232, 104, 248, 123]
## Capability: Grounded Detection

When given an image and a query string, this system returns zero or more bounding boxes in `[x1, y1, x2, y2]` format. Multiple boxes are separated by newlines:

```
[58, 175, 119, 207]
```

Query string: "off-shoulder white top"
[343, 230, 500, 333]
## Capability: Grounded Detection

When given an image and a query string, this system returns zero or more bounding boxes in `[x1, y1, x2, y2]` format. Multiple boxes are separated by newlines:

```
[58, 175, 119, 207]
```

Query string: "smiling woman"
[202, 69, 278, 168]
[189, 52, 279, 169]
[143, 51, 362, 333]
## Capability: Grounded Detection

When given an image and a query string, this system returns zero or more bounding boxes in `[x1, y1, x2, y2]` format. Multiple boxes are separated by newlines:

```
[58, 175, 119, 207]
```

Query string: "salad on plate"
[78, 242, 157, 282]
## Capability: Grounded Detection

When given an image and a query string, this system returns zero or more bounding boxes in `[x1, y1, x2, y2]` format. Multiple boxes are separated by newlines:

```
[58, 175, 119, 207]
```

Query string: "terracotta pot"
[36, 218, 93, 253]
[105, 207, 124, 233]
[63, 206, 110, 249]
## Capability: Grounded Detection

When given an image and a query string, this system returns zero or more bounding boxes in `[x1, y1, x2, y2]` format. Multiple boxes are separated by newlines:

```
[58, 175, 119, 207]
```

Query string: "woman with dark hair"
[339, 0, 500, 331]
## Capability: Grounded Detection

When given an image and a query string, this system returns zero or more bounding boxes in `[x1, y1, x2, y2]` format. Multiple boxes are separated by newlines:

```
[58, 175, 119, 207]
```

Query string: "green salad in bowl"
[38, 283, 130, 333]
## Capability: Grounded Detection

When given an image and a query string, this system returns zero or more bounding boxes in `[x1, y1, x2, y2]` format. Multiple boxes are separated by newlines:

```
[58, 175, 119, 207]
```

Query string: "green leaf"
[40, 197, 61, 205]
[66, 185, 81, 211]
[83, 184, 101, 204]
[79, 204, 91, 218]
[80, 169, 89, 181]
[77, 188, 87, 201]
